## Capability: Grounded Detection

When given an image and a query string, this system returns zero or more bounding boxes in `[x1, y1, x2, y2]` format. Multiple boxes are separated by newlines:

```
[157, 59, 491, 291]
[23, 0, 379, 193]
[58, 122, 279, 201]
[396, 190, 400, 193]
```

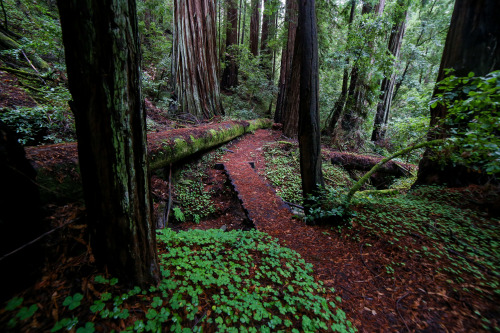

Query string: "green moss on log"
[30, 119, 273, 203]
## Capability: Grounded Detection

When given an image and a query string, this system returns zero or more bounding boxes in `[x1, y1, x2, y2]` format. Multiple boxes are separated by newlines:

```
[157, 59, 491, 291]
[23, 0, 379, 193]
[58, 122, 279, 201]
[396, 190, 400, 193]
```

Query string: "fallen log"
[25, 119, 273, 204]
[330, 151, 415, 177]
[0, 31, 49, 72]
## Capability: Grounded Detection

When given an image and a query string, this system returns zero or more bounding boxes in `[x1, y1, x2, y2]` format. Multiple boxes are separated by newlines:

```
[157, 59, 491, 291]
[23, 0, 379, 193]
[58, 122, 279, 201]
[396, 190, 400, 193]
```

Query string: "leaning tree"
[414, 0, 500, 187]
[173, 0, 224, 119]
[57, 0, 159, 286]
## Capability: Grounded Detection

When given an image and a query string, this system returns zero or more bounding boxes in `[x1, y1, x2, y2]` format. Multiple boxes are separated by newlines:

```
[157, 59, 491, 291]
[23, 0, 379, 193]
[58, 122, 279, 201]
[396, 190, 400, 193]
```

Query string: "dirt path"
[218, 129, 381, 331]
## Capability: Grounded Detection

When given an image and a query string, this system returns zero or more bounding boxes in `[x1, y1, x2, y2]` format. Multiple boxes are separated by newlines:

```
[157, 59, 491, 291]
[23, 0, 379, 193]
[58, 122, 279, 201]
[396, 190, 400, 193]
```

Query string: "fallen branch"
[346, 140, 444, 204]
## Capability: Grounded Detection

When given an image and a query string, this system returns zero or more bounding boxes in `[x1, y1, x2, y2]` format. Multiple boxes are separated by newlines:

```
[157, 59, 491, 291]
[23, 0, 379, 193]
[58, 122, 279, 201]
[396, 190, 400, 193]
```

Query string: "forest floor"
[1, 125, 499, 332]
[1, 67, 499, 331]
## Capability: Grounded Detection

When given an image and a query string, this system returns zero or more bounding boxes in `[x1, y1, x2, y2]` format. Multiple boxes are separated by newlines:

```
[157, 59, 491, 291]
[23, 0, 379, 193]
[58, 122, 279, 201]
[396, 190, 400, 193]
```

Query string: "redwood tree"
[371, 2, 408, 142]
[57, 0, 159, 286]
[260, 0, 277, 78]
[414, 0, 500, 187]
[296, 0, 324, 222]
[274, 0, 298, 130]
[221, 0, 239, 89]
[249, 0, 261, 56]
[173, 0, 224, 119]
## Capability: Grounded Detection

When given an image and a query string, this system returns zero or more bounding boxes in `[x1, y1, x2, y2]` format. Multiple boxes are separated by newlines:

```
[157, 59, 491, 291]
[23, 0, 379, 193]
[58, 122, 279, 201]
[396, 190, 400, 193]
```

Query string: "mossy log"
[26, 119, 273, 204]
[331, 152, 415, 176]
[0, 31, 49, 72]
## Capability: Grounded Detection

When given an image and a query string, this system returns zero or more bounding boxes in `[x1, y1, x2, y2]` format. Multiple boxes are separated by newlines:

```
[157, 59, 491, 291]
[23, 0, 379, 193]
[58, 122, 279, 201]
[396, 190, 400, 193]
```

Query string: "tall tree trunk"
[240, 0, 247, 46]
[371, 5, 408, 142]
[275, 0, 298, 135]
[325, 0, 356, 134]
[415, 0, 500, 187]
[173, 0, 224, 119]
[296, 0, 323, 223]
[57, 0, 159, 286]
[249, 0, 261, 56]
[221, 0, 239, 89]
[260, 0, 276, 79]
[339, 0, 384, 149]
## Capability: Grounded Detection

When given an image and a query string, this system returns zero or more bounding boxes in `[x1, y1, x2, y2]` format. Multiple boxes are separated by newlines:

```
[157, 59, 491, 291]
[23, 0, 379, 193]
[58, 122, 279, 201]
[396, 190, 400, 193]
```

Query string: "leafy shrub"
[0, 106, 75, 145]
[433, 70, 500, 174]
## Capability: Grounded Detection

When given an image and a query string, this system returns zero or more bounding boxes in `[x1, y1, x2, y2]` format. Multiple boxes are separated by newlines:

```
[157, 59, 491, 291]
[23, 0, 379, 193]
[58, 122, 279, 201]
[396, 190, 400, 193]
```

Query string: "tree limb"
[346, 139, 444, 203]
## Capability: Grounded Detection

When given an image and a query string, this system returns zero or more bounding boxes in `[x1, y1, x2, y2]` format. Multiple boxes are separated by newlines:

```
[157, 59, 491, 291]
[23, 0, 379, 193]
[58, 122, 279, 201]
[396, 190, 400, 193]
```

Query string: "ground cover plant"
[1, 229, 355, 332]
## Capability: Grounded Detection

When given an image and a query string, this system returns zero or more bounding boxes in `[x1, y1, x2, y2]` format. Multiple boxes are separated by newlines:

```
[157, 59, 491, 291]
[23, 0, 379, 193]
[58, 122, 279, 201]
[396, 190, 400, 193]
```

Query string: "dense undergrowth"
[1, 229, 355, 332]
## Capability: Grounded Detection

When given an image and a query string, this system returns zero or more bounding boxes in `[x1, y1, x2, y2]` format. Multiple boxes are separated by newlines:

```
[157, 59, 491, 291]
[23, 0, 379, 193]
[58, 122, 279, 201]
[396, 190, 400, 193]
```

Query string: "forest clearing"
[0, 0, 499, 332]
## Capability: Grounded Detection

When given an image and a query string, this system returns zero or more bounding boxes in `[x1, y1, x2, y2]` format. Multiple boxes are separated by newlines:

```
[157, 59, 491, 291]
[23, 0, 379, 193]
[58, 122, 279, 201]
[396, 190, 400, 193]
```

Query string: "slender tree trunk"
[240, 0, 247, 45]
[296, 0, 323, 222]
[261, 0, 276, 78]
[371, 6, 408, 142]
[339, 0, 384, 149]
[275, 0, 298, 133]
[173, 0, 224, 119]
[249, 0, 261, 56]
[57, 0, 159, 286]
[325, 0, 356, 134]
[415, 0, 500, 187]
[221, 0, 239, 89]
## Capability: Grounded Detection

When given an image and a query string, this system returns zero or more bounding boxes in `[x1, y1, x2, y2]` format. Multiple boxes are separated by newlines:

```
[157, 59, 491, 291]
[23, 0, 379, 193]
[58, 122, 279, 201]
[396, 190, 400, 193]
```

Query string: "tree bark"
[260, 0, 276, 79]
[296, 0, 324, 222]
[221, 0, 239, 89]
[173, 0, 224, 119]
[371, 4, 408, 142]
[249, 0, 261, 56]
[274, 0, 298, 127]
[415, 0, 500, 187]
[57, 0, 159, 287]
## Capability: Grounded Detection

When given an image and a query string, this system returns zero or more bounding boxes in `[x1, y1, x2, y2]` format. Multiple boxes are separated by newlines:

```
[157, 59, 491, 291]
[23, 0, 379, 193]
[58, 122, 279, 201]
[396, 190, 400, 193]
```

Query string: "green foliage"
[303, 187, 350, 224]
[2, 0, 64, 63]
[263, 141, 357, 205]
[2, 229, 356, 332]
[0, 105, 75, 145]
[63, 293, 84, 311]
[174, 169, 215, 223]
[222, 46, 276, 119]
[432, 70, 500, 174]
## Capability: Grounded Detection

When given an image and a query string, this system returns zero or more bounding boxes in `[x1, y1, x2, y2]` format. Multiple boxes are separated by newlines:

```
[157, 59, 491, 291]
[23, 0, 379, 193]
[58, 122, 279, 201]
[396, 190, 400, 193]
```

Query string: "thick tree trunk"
[249, 0, 261, 56]
[296, 0, 324, 222]
[415, 0, 500, 187]
[173, 0, 224, 119]
[0, 120, 44, 302]
[57, 0, 159, 286]
[371, 6, 408, 142]
[221, 0, 239, 89]
[275, 0, 298, 127]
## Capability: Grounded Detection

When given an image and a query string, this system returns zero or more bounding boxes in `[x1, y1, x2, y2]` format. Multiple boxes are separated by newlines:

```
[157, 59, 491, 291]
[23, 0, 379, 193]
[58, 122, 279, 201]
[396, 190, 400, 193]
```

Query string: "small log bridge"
[26, 119, 272, 203]
[330, 152, 416, 177]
